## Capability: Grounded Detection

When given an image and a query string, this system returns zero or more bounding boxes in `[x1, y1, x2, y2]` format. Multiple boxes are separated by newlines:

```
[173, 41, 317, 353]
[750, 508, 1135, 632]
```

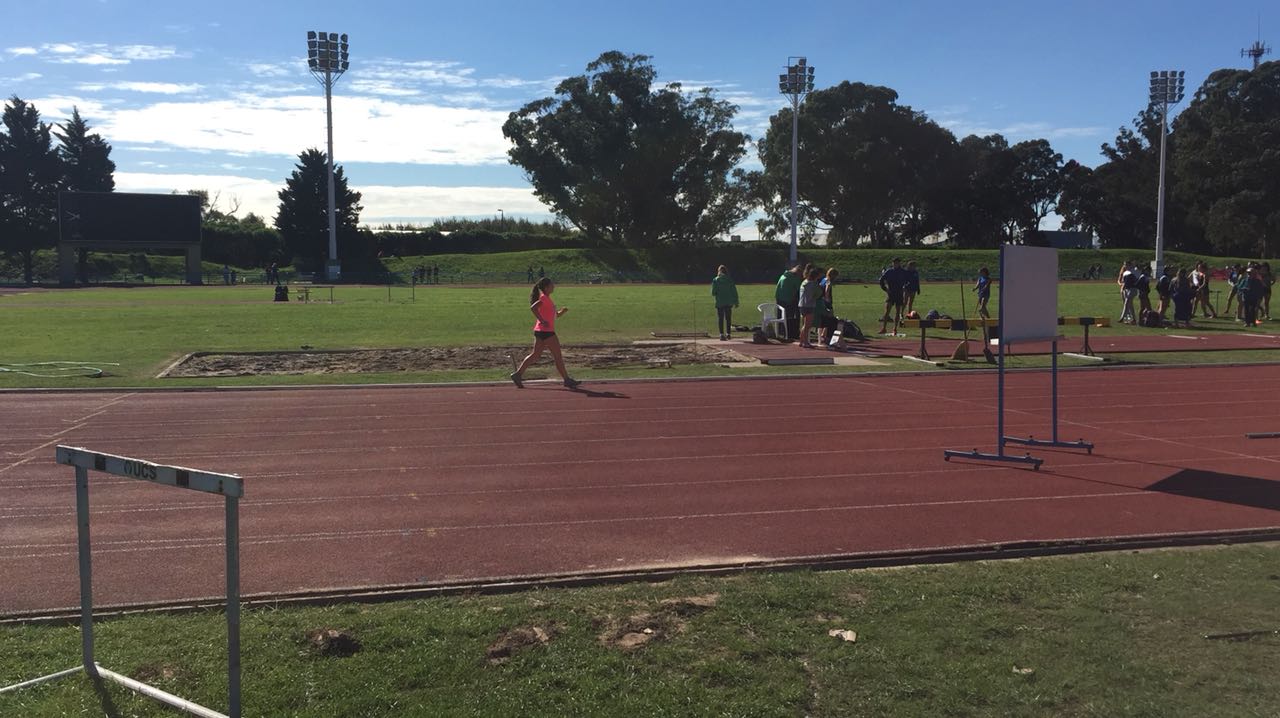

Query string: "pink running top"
[533, 293, 555, 332]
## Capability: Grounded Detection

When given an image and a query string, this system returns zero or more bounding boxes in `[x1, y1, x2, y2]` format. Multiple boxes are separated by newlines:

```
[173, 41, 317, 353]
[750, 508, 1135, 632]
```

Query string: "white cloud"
[113, 171, 554, 224]
[13, 43, 181, 66]
[246, 62, 293, 78]
[1, 72, 42, 83]
[77, 81, 202, 94]
[34, 93, 514, 165]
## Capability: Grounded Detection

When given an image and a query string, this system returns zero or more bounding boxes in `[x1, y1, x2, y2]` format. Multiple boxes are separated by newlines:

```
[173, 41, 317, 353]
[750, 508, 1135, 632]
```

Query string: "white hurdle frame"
[0, 446, 244, 718]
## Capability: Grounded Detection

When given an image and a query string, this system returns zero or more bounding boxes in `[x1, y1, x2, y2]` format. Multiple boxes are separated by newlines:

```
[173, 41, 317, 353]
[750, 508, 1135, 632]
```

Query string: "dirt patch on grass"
[304, 627, 362, 658]
[163, 343, 750, 377]
[598, 594, 719, 651]
[486, 623, 560, 664]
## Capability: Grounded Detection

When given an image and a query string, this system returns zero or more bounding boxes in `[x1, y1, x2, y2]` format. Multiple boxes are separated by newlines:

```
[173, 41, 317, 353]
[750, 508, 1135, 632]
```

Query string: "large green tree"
[944, 134, 1021, 248]
[274, 148, 363, 272]
[757, 81, 957, 248]
[1009, 138, 1063, 236]
[1171, 61, 1280, 257]
[1056, 109, 1170, 249]
[55, 107, 115, 281]
[503, 51, 750, 246]
[0, 96, 62, 284]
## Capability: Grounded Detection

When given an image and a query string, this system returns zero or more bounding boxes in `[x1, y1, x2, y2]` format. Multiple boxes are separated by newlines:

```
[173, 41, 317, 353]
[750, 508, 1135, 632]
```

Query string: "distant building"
[1038, 230, 1095, 249]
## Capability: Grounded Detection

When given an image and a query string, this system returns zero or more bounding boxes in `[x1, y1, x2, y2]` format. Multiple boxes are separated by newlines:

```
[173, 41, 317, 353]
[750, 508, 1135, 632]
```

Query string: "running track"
[2, 365, 1279, 616]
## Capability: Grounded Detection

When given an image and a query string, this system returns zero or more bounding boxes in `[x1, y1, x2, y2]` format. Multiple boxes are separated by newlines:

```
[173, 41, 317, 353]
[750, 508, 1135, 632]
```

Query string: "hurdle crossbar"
[0, 446, 243, 718]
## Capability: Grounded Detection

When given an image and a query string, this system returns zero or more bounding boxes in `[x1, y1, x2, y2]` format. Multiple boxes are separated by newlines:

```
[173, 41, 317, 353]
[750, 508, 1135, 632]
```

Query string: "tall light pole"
[307, 31, 349, 281]
[497, 209, 504, 229]
[1149, 70, 1185, 279]
[779, 57, 814, 266]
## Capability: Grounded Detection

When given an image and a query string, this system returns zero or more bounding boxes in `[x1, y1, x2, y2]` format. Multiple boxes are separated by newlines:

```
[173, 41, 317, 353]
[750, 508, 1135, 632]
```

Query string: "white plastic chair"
[758, 302, 788, 340]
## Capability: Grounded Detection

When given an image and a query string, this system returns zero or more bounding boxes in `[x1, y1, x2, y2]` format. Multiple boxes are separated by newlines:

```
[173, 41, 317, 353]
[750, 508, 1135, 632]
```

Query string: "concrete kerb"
[4, 528, 1278, 625]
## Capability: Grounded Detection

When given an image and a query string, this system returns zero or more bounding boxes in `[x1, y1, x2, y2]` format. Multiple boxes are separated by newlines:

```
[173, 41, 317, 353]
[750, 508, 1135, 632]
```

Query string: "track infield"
[2, 365, 1279, 616]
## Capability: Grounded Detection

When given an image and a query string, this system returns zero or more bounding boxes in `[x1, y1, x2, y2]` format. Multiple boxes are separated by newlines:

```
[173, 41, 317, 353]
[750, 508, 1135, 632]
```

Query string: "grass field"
[2, 544, 1277, 717]
[2, 280, 1276, 388]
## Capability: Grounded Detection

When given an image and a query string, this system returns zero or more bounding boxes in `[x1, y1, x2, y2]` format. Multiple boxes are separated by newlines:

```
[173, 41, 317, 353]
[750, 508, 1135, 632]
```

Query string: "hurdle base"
[943, 449, 1043, 470]
[1245, 432, 1280, 440]
[1062, 352, 1106, 362]
[1003, 435, 1094, 454]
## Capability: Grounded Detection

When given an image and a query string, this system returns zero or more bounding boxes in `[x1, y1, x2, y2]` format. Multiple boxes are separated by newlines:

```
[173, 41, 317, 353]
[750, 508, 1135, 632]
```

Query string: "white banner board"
[1000, 245, 1059, 344]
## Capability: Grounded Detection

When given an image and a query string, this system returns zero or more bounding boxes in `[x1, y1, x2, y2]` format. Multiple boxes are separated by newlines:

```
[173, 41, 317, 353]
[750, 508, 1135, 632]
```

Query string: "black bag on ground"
[839, 319, 865, 341]
[1140, 309, 1161, 328]
[274, 285, 289, 302]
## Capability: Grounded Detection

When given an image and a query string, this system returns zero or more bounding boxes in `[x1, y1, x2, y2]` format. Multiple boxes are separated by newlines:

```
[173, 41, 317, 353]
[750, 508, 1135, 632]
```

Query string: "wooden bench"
[293, 285, 335, 304]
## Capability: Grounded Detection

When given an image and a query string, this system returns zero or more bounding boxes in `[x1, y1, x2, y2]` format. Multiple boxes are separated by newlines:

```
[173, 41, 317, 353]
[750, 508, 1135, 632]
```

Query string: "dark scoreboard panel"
[59, 192, 202, 246]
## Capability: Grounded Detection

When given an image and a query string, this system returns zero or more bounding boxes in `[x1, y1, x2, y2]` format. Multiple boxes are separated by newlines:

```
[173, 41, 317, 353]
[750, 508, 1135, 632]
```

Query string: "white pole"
[789, 96, 799, 266]
[325, 71, 340, 281]
[1154, 99, 1169, 278]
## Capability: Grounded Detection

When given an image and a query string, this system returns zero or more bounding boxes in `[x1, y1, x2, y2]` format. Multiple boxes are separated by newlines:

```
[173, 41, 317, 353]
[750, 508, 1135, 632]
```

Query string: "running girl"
[510, 278, 579, 388]
[974, 267, 992, 319]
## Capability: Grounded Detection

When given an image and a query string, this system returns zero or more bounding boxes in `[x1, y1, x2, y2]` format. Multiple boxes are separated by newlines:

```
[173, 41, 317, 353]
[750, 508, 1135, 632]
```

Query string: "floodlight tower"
[1149, 70, 1185, 280]
[307, 31, 350, 281]
[779, 57, 815, 265]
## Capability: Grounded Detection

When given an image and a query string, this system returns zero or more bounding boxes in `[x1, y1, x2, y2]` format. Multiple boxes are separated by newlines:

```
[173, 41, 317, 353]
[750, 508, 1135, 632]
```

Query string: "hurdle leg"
[76, 466, 97, 677]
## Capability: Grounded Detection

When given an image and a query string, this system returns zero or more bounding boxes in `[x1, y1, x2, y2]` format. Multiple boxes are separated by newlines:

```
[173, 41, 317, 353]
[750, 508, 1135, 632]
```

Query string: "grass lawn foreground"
[1, 544, 1278, 717]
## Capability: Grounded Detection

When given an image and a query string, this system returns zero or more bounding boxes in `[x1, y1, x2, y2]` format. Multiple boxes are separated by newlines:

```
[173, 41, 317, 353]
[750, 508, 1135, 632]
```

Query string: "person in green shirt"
[774, 264, 803, 340]
[711, 265, 740, 341]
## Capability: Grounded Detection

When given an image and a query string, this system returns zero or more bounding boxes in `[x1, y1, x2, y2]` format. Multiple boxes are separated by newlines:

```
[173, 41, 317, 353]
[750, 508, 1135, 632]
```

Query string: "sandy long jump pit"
[160, 343, 753, 377]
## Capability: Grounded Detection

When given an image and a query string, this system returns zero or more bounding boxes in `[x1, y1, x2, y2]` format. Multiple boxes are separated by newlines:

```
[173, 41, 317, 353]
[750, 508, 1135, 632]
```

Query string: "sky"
[2, 0, 1272, 238]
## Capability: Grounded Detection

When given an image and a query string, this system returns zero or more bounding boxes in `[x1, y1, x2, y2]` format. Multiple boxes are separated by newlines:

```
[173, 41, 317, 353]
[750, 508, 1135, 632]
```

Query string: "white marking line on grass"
[0, 490, 1163, 558]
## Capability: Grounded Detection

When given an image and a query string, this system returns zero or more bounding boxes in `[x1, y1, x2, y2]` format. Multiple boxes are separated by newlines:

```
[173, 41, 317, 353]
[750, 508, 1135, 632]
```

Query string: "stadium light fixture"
[1147, 69, 1184, 279]
[779, 56, 814, 265]
[307, 30, 350, 281]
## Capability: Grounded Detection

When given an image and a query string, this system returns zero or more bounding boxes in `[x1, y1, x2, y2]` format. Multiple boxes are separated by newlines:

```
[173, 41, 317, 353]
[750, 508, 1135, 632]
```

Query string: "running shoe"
[509, 372, 523, 388]
[563, 377, 581, 388]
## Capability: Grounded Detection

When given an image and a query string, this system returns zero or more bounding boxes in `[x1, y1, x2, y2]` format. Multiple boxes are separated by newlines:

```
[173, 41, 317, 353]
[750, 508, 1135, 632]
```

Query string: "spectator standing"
[904, 260, 921, 314]
[774, 264, 803, 340]
[878, 257, 910, 335]
[819, 267, 840, 346]
[1224, 264, 1242, 316]
[1155, 266, 1173, 319]
[433, 264, 440, 284]
[797, 267, 822, 348]
[1191, 261, 1217, 318]
[974, 267, 992, 320]
[1241, 266, 1265, 327]
[1171, 268, 1195, 328]
[1136, 263, 1152, 316]
[510, 277, 579, 389]
[1262, 262, 1274, 320]
[527, 265, 534, 283]
[1118, 261, 1138, 324]
[711, 265, 739, 341]
[222, 264, 231, 285]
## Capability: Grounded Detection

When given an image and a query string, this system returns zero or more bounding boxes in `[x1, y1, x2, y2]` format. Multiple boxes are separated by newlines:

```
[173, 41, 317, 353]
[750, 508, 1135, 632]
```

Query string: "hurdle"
[1059, 316, 1110, 359]
[0, 446, 244, 718]
[900, 317, 951, 364]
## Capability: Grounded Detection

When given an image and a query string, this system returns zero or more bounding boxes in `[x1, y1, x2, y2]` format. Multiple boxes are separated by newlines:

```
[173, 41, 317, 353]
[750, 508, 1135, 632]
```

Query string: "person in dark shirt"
[974, 267, 992, 320]
[1171, 268, 1195, 328]
[878, 257, 910, 335]
[1241, 266, 1265, 327]
[774, 264, 803, 340]
[1136, 264, 1152, 316]
[904, 260, 921, 314]
[1155, 266, 1173, 319]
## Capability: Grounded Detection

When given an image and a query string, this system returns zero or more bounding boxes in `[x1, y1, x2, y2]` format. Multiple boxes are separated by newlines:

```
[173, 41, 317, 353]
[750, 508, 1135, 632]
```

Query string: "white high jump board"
[1000, 245, 1059, 344]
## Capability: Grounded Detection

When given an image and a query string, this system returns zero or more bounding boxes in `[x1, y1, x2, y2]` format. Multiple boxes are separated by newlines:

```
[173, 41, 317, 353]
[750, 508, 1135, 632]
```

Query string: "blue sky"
[3, 0, 1271, 236]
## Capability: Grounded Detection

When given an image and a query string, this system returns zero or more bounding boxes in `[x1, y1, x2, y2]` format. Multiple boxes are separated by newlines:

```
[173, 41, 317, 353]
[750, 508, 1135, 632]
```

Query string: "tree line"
[3, 55, 1276, 283]
[506, 52, 1279, 257]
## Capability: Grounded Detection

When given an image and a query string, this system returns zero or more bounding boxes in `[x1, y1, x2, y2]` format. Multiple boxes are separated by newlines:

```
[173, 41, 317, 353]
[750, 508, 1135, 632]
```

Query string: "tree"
[55, 107, 115, 193]
[55, 107, 115, 281]
[1171, 62, 1280, 257]
[1009, 139, 1063, 236]
[944, 134, 1021, 248]
[1057, 109, 1171, 249]
[0, 96, 62, 285]
[274, 148, 363, 272]
[503, 51, 750, 246]
[756, 81, 956, 248]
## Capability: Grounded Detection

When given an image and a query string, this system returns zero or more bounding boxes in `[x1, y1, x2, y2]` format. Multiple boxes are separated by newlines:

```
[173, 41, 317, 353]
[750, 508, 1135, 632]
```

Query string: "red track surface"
[3, 366, 1280, 615]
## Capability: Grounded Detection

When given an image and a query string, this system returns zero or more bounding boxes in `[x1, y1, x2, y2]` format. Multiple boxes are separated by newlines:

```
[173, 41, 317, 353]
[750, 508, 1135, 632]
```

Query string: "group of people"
[770, 263, 843, 347]
[1121, 259, 1273, 328]
[413, 265, 440, 284]
[876, 257, 924, 335]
